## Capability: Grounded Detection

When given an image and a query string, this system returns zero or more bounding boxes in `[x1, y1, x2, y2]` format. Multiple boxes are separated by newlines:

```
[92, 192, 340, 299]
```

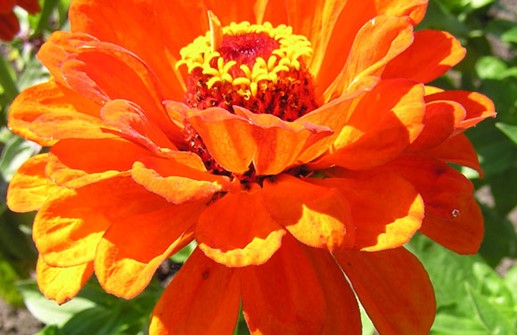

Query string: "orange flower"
[7, 0, 495, 334]
[0, 0, 40, 41]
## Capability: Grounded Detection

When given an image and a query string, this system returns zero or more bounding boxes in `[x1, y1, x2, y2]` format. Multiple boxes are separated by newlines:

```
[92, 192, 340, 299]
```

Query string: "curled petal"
[383, 30, 466, 83]
[34, 176, 166, 267]
[408, 100, 466, 151]
[131, 156, 229, 204]
[316, 172, 424, 251]
[425, 133, 483, 176]
[8, 80, 107, 146]
[324, 15, 414, 100]
[262, 175, 354, 250]
[47, 137, 149, 188]
[95, 201, 204, 299]
[242, 236, 361, 334]
[180, 102, 332, 175]
[100, 99, 176, 152]
[196, 187, 286, 267]
[149, 248, 241, 335]
[234, 107, 333, 174]
[7, 154, 60, 212]
[38, 31, 182, 141]
[335, 248, 435, 335]
[314, 79, 424, 170]
[425, 90, 496, 133]
[36, 256, 93, 305]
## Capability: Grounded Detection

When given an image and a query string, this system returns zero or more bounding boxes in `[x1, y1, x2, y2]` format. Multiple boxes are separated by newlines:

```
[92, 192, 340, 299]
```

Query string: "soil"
[0, 299, 42, 335]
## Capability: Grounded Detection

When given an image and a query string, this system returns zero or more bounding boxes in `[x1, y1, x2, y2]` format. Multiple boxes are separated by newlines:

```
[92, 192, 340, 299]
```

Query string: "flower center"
[177, 17, 320, 178]
[177, 20, 319, 121]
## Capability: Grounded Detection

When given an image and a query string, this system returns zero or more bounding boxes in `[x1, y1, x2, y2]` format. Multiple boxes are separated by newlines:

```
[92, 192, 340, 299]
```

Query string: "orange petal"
[335, 248, 436, 335]
[241, 235, 361, 335]
[408, 100, 466, 151]
[314, 79, 424, 170]
[69, 0, 201, 100]
[38, 32, 182, 142]
[8, 80, 107, 146]
[95, 201, 204, 299]
[131, 156, 227, 204]
[34, 176, 164, 267]
[36, 256, 93, 305]
[315, 171, 424, 251]
[314, 0, 427, 93]
[180, 105, 255, 174]
[391, 157, 474, 220]
[425, 133, 483, 176]
[425, 90, 496, 133]
[47, 137, 150, 188]
[7, 154, 60, 212]
[99, 99, 176, 152]
[386, 156, 482, 253]
[262, 175, 354, 250]
[383, 30, 466, 83]
[196, 187, 286, 267]
[234, 107, 333, 175]
[149, 248, 240, 335]
[324, 15, 414, 100]
[421, 199, 484, 254]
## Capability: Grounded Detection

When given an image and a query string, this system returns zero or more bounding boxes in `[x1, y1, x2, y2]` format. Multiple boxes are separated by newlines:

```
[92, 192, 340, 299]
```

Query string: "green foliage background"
[1, 0, 517, 334]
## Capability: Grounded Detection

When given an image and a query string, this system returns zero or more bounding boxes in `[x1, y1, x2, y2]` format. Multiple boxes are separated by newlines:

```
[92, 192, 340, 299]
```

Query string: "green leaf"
[17, 281, 97, 327]
[0, 134, 40, 182]
[34, 325, 66, 335]
[170, 240, 197, 263]
[475, 56, 507, 80]
[496, 123, 517, 145]
[504, 265, 517, 304]
[501, 26, 517, 44]
[466, 283, 516, 335]
[431, 313, 487, 335]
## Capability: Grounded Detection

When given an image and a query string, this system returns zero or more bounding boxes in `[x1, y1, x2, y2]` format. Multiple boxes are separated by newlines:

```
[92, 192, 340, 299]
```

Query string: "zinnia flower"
[7, 0, 495, 334]
[0, 0, 40, 41]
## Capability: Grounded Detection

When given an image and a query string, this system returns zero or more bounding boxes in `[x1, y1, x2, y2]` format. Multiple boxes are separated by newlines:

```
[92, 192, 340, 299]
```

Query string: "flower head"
[0, 0, 40, 41]
[7, 0, 495, 334]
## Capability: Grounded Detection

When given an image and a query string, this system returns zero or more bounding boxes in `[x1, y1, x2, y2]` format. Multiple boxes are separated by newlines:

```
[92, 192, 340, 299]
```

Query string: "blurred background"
[1, 0, 517, 334]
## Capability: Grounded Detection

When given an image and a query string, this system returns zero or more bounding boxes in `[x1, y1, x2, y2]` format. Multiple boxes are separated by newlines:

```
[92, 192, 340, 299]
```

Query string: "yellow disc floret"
[176, 21, 314, 97]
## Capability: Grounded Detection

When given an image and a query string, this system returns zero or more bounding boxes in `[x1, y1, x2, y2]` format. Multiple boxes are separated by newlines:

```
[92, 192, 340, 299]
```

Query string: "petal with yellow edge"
[408, 100, 466, 151]
[383, 30, 466, 83]
[315, 171, 424, 251]
[196, 186, 286, 267]
[7, 154, 60, 212]
[131, 157, 228, 204]
[8, 80, 107, 146]
[262, 174, 354, 250]
[34, 176, 167, 267]
[314, 79, 424, 170]
[149, 248, 240, 335]
[47, 137, 149, 188]
[324, 15, 414, 100]
[38, 31, 181, 139]
[234, 107, 333, 175]
[425, 90, 496, 133]
[95, 201, 204, 299]
[335, 248, 435, 335]
[36, 256, 93, 305]
[241, 235, 358, 335]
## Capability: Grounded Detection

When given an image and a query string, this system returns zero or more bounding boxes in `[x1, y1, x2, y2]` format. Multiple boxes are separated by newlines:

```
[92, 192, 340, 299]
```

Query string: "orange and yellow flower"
[0, 0, 40, 41]
[7, 0, 495, 334]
